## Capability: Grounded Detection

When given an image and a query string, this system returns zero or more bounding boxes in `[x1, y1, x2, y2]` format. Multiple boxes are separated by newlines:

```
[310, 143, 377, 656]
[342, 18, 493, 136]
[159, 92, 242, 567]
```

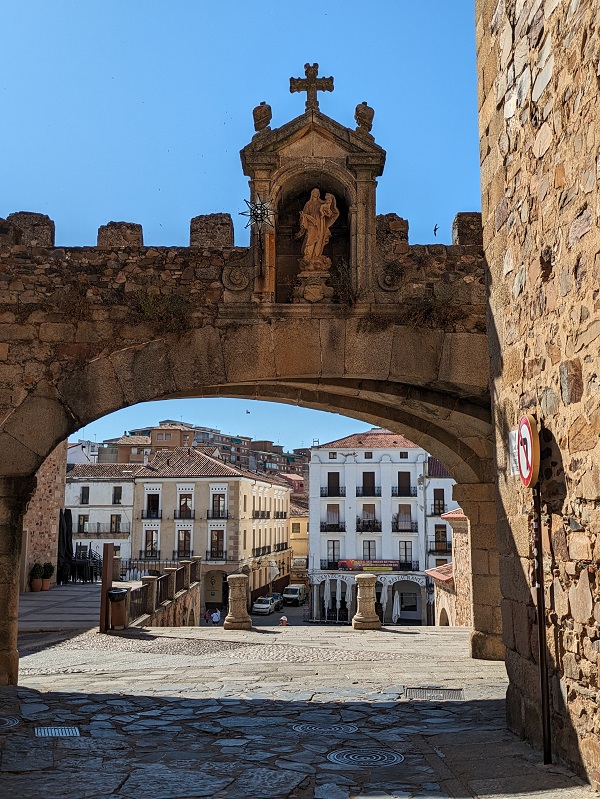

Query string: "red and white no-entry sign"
[517, 414, 540, 488]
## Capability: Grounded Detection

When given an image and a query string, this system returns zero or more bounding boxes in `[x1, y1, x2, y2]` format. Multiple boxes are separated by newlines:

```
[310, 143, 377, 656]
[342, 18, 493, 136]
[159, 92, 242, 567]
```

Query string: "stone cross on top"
[290, 63, 334, 111]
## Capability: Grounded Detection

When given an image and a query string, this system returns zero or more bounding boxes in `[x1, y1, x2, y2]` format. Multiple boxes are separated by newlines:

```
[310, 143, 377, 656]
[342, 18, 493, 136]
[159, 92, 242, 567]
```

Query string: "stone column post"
[453, 483, 504, 661]
[112, 555, 121, 582]
[179, 560, 192, 589]
[142, 575, 158, 614]
[163, 567, 177, 600]
[352, 573, 381, 630]
[0, 476, 36, 685]
[223, 574, 252, 630]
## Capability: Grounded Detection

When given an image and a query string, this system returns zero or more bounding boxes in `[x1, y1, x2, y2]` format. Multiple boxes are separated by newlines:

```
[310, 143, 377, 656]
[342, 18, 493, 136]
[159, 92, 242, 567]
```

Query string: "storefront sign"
[338, 559, 400, 572]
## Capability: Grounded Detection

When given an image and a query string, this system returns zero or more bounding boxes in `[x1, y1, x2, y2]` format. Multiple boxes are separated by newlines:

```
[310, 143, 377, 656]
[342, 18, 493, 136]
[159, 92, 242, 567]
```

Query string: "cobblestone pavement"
[0, 625, 592, 798]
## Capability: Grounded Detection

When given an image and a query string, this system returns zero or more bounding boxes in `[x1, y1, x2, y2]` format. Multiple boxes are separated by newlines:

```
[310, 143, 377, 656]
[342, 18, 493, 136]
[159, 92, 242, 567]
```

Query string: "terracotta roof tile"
[117, 435, 151, 445]
[441, 507, 467, 520]
[428, 457, 453, 479]
[290, 501, 309, 517]
[424, 562, 454, 582]
[318, 428, 418, 450]
[136, 448, 290, 488]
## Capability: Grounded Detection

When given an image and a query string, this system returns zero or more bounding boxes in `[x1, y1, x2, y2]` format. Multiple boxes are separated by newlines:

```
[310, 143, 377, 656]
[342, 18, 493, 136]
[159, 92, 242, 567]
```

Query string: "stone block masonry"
[476, 0, 600, 787]
[20, 442, 67, 593]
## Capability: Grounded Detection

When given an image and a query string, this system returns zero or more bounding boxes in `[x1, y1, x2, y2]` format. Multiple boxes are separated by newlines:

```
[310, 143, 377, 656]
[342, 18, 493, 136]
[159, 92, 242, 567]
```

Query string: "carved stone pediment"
[240, 107, 386, 303]
[241, 109, 386, 170]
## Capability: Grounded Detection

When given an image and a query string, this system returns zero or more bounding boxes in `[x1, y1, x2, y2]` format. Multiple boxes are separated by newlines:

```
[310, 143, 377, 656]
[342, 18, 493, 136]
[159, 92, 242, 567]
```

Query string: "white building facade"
[65, 465, 137, 559]
[308, 429, 458, 625]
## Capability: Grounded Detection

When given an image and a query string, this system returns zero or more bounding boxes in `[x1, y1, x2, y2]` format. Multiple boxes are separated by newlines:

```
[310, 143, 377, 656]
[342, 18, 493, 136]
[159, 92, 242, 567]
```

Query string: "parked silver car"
[252, 596, 275, 615]
[269, 592, 284, 611]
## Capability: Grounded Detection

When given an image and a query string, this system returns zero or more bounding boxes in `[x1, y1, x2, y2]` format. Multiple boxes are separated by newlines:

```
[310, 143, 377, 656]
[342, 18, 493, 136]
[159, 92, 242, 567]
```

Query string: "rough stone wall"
[21, 441, 67, 591]
[434, 583, 457, 626]
[129, 581, 201, 628]
[477, 0, 600, 785]
[451, 520, 474, 628]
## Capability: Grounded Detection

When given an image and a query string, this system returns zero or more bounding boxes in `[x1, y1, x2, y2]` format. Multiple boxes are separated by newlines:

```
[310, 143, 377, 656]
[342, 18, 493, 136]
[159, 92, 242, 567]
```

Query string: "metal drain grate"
[293, 722, 358, 734]
[327, 748, 404, 767]
[35, 726, 80, 738]
[0, 716, 20, 730]
[405, 686, 464, 701]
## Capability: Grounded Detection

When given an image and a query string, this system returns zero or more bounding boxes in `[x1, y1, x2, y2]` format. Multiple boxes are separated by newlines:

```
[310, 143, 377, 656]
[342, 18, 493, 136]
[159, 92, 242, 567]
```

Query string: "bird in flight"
[246, 410, 251, 414]
[433, 224, 439, 237]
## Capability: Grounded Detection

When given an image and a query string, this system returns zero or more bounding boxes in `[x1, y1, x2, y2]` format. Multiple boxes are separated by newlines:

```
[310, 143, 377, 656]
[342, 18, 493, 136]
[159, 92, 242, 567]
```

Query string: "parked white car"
[252, 596, 275, 615]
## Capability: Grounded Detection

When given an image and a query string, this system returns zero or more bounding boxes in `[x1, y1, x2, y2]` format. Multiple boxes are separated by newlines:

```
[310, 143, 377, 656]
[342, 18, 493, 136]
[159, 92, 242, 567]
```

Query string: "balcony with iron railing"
[398, 560, 421, 571]
[251, 545, 272, 557]
[252, 510, 271, 519]
[79, 522, 131, 535]
[139, 548, 160, 559]
[320, 522, 346, 533]
[174, 509, 195, 519]
[428, 503, 448, 516]
[391, 486, 418, 497]
[172, 550, 194, 560]
[320, 486, 346, 497]
[205, 549, 227, 561]
[356, 486, 381, 497]
[428, 539, 452, 554]
[355, 519, 382, 533]
[207, 509, 229, 519]
[320, 559, 339, 570]
[392, 520, 419, 533]
[273, 511, 288, 519]
[141, 509, 162, 519]
[274, 542, 289, 552]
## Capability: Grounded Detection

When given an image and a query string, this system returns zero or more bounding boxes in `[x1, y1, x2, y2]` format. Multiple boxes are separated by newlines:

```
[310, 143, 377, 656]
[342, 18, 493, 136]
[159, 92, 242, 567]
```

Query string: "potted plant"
[30, 563, 43, 592]
[41, 562, 55, 591]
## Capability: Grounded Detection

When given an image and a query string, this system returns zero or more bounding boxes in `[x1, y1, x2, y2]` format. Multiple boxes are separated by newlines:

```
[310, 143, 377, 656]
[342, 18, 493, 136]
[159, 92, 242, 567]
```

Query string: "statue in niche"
[296, 188, 339, 271]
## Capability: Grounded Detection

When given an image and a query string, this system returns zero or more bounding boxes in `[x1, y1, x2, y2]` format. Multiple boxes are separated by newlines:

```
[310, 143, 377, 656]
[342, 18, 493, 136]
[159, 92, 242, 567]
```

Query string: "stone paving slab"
[0, 626, 592, 798]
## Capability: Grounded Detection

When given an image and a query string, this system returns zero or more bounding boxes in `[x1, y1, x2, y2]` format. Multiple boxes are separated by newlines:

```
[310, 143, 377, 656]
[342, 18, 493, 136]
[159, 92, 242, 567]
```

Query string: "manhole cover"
[35, 726, 80, 738]
[293, 722, 358, 734]
[405, 687, 464, 701]
[327, 748, 404, 767]
[0, 716, 20, 730]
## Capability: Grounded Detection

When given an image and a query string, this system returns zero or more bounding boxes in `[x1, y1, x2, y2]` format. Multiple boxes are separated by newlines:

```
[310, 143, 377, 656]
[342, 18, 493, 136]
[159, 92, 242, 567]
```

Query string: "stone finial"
[6, 212, 55, 247]
[451, 213, 483, 246]
[97, 221, 143, 248]
[253, 101, 272, 133]
[354, 101, 374, 135]
[190, 213, 234, 248]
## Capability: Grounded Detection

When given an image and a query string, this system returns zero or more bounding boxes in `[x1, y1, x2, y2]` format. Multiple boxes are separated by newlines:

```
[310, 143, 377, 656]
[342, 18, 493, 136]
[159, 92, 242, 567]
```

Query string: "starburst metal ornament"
[239, 194, 275, 275]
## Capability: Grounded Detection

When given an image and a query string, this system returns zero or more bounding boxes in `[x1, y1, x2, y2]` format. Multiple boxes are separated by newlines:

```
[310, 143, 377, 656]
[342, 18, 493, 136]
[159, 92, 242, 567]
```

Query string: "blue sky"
[1, 1, 480, 450]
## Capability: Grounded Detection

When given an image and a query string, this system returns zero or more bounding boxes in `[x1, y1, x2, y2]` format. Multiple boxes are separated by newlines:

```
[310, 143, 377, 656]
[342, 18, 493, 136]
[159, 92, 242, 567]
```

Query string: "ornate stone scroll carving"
[222, 265, 251, 292]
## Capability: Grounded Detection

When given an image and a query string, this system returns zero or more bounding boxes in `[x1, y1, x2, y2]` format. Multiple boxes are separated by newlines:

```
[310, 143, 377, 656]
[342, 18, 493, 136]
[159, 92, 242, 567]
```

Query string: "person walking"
[211, 608, 221, 625]
[204, 609, 210, 625]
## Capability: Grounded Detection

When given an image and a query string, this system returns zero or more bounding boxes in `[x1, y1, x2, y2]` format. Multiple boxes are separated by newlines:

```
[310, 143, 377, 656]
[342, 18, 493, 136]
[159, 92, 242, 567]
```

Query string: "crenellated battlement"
[0, 210, 485, 334]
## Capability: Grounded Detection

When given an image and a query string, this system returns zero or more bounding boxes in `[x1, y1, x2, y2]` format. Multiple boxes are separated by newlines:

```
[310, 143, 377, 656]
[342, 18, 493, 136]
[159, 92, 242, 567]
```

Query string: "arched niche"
[272, 170, 352, 303]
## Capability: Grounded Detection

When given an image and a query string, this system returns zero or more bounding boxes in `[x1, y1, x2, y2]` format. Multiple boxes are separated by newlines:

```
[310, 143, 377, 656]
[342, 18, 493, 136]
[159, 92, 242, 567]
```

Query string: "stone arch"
[0, 313, 501, 682]
[439, 607, 450, 626]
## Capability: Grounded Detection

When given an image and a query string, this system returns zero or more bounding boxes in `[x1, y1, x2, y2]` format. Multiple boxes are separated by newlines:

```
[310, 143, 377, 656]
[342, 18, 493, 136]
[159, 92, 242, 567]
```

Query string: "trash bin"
[107, 587, 128, 630]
